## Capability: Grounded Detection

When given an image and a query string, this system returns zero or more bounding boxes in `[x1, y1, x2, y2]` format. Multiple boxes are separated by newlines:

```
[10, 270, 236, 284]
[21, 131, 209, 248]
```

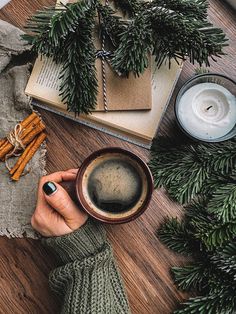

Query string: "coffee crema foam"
[81, 153, 148, 219]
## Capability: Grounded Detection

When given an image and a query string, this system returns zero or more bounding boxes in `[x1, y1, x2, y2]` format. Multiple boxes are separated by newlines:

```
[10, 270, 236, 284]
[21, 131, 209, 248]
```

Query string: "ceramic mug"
[61, 147, 153, 224]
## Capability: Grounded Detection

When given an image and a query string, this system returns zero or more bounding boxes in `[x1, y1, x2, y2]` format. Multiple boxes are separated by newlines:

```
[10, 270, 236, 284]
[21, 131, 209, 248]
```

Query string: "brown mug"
[61, 147, 153, 224]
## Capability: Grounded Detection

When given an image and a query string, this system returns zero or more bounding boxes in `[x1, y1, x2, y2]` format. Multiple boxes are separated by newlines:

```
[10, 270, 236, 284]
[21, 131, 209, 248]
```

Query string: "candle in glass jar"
[176, 82, 236, 141]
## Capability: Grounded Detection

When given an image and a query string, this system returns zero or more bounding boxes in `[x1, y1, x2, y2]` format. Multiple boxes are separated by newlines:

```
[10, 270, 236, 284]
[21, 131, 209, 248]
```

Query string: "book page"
[26, 56, 64, 110]
[35, 57, 61, 90]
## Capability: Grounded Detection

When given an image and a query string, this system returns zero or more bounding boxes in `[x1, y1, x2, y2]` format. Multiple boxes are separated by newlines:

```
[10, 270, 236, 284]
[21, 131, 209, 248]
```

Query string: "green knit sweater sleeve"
[42, 219, 130, 314]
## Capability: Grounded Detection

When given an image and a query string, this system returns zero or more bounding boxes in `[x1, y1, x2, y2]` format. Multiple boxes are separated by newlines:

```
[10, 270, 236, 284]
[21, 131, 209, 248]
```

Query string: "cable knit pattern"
[43, 219, 130, 314]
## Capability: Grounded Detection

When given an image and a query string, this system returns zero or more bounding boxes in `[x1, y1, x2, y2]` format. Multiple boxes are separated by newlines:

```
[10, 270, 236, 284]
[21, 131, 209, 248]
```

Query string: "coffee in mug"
[75, 148, 153, 223]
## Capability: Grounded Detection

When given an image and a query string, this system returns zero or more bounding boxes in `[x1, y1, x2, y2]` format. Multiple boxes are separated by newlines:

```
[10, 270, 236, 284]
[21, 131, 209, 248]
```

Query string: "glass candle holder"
[175, 73, 236, 142]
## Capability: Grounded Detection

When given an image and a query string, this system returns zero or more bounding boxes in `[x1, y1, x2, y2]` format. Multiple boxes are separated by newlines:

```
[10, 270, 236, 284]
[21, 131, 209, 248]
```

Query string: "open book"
[27, 57, 182, 148]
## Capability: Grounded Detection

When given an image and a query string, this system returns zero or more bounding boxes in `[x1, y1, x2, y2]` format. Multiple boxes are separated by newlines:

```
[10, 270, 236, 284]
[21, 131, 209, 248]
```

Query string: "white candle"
[177, 82, 236, 141]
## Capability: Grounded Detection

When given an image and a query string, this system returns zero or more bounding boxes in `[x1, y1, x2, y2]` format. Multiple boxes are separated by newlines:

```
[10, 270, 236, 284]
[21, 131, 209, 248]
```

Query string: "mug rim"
[75, 147, 154, 224]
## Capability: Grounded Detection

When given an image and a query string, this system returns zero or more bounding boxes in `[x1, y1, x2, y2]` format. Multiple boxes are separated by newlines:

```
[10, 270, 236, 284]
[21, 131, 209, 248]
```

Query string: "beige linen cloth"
[0, 20, 46, 238]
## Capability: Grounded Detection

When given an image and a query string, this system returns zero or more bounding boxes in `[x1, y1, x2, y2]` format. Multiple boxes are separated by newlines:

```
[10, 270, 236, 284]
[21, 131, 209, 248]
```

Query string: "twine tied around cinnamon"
[5, 124, 25, 171]
[0, 112, 47, 181]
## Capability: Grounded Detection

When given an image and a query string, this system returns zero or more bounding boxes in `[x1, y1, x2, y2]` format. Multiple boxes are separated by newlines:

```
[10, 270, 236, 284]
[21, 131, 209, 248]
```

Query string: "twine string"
[5, 124, 25, 171]
[97, 0, 109, 112]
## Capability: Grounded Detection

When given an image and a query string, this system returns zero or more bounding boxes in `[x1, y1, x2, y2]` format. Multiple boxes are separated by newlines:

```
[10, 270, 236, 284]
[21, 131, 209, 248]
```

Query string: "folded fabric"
[0, 20, 46, 238]
[0, 0, 11, 10]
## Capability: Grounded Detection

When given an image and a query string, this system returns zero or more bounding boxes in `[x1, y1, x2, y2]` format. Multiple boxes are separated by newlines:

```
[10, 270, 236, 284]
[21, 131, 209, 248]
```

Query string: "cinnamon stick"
[0, 141, 9, 158]
[10, 138, 37, 175]
[22, 121, 45, 146]
[21, 116, 41, 139]
[21, 112, 38, 128]
[0, 139, 7, 150]
[0, 119, 45, 159]
[11, 132, 47, 181]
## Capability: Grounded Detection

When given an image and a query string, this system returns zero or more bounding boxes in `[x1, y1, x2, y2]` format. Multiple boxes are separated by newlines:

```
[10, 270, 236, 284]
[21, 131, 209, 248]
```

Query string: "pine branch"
[23, 2, 89, 61]
[199, 140, 236, 175]
[158, 218, 197, 255]
[23, 7, 61, 57]
[211, 242, 236, 280]
[184, 201, 236, 250]
[24, 1, 98, 114]
[197, 221, 236, 251]
[23, 7, 59, 39]
[97, 3, 125, 48]
[207, 184, 236, 223]
[153, 137, 236, 313]
[172, 262, 213, 292]
[150, 0, 208, 20]
[112, 0, 141, 17]
[149, 6, 227, 67]
[157, 205, 236, 271]
[149, 143, 209, 204]
[111, 13, 152, 76]
[172, 245, 236, 313]
[201, 175, 230, 199]
[150, 139, 236, 204]
[185, 202, 214, 244]
[59, 5, 98, 114]
[175, 289, 236, 314]
[169, 164, 207, 204]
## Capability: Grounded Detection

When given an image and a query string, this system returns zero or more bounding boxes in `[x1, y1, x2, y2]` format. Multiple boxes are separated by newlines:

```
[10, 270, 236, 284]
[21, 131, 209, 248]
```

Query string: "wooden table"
[0, 1, 235, 313]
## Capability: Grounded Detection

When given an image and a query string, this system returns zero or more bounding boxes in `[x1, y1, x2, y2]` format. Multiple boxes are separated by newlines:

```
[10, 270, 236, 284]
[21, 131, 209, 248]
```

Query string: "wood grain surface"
[0, 1, 235, 313]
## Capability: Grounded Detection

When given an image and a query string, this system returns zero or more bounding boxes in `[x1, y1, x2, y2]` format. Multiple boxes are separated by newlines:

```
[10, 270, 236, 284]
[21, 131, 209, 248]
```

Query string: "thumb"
[42, 181, 88, 227]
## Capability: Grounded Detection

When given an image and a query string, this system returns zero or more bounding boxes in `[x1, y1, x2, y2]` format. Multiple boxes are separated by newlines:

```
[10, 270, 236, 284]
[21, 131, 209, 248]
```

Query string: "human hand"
[31, 169, 88, 237]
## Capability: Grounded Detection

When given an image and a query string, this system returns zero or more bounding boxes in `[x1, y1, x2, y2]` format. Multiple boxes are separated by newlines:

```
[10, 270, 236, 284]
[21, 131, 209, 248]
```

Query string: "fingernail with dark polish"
[43, 181, 57, 196]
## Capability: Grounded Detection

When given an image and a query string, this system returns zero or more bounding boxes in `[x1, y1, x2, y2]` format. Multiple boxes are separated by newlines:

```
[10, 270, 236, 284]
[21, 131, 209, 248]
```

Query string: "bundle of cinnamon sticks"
[0, 112, 46, 181]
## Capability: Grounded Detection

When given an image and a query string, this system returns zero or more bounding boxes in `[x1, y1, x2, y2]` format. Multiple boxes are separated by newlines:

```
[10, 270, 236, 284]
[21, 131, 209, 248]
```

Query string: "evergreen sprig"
[172, 262, 213, 291]
[150, 0, 208, 20]
[175, 290, 236, 314]
[208, 184, 236, 223]
[158, 218, 197, 256]
[151, 138, 236, 313]
[59, 6, 98, 114]
[150, 138, 236, 204]
[150, 143, 209, 204]
[23, 2, 89, 61]
[113, 0, 140, 17]
[97, 3, 125, 48]
[211, 243, 236, 280]
[24, 0, 227, 114]
[111, 14, 152, 76]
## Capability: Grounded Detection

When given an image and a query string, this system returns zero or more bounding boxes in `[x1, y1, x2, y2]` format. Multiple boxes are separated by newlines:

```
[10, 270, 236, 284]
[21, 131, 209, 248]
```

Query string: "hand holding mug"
[31, 169, 88, 237]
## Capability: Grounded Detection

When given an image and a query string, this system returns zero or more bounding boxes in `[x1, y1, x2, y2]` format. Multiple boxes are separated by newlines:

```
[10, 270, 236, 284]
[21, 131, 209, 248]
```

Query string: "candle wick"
[206, 106, 213, 111]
